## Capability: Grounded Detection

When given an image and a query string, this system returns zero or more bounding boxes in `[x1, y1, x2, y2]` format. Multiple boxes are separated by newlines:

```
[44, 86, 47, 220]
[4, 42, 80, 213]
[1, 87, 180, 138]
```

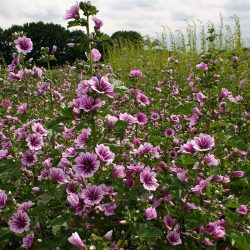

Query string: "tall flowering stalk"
[39, 46, 57, 149]
[8, 34, 33, 112]
[65, 1, 105, 148]
[65, 1, 100, 75]
[232, 55, 243, 134]
[196, 28, 218, 133]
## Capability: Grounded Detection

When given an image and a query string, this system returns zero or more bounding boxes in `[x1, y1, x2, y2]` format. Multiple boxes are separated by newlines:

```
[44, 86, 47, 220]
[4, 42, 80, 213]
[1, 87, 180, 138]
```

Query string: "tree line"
[0, 22, 144, 66]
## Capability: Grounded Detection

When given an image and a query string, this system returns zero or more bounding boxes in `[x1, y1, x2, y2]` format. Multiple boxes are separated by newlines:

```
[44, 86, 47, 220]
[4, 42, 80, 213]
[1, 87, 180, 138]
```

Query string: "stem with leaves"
[207, 84, 211, 134]
[86, 15, 93, 76]
[47, 61, 55, 149]
[235, 67, 242, 134]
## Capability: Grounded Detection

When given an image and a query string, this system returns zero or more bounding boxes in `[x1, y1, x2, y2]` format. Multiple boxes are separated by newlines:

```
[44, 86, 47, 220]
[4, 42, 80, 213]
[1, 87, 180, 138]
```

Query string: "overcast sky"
[0, 0, 249, 44]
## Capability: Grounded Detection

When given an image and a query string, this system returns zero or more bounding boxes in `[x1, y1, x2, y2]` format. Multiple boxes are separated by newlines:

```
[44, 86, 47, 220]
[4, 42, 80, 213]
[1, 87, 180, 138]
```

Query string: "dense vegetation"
[0, 22, 143, 66]
[0, 1, 249, 250]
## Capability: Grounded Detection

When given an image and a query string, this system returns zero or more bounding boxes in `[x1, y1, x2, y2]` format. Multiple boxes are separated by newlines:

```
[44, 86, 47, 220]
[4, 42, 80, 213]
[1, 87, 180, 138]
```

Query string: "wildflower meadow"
[0, 1, 249, 249]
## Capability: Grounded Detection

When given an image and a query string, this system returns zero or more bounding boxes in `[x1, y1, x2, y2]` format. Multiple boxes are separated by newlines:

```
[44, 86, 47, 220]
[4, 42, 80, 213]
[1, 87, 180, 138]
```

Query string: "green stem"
[92, 112, 97, 148]
[48, 61, 55, 149]
[24, 76, 29, 112]
[207, 85, 211, 134]
[239, 102, 242, 134]
[86, 15, 93, 76]
[235, 68, 242, 134]
[135, 123, 138, 138]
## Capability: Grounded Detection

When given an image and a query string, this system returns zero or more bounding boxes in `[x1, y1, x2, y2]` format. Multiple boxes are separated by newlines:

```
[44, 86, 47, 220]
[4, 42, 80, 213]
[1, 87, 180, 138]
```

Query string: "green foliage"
[112, 120, 128, 140]
[111, 31, 144, 47]
[49, 215, 69, 235]
[227, 135, 248, 151]
[99, 34, 111, 42]
[135, 223, 164, 242]
[231, 232, 250, 250]
[0, 159, 20, 181]
[0, 22, 89, 66]
[79, 1, 98, 16]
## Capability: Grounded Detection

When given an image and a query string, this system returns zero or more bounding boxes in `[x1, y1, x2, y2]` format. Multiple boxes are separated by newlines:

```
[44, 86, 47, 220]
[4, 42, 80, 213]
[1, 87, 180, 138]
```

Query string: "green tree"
[22, 22, 70, 65]
[66, 30, 89, 62]
[0, 22, 89, 66]
[0, 25, 23, 63]
[111, 30, 144, 47]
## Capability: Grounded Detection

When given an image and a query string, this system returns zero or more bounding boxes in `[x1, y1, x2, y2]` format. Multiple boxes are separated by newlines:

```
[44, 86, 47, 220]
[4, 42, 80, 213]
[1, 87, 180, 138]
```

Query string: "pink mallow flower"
[127, 163, 145, 174]
[0, 190, 7, 210]
[17, 201, 34, 213]
[180, 140, 195, 154]
[8, 211, 30, 234]
[98, 202, 117, 216]
[8, 55, 19, 72]
[145, 207, 157, 220]
[167, 230, 182, 246]
[49, 168, 67, 184]
[132, 142, 153, 155]
[165, 128, 175, 137]
[119, 113, 136, 123]
[203, 237, 214, 246]
[9, 70, 25, 80]
[32, 66, 43, 78]
[136, 92, 150, 106]
[0, 149, 9, 160]
[36, 82, 49, 95]
[82, 185, 104, 206]
[32, 122, 48, 137]
[237, 205, 248, 216]
[68, 232, 85, 250]
[62, 126, 74, 139]
[106, 114, 118, 129]
[191, 176, 212, 194]
[135, 112, 148, 125]
[15, 36, 33, 54]
[201, 153, 220, 166]
[104, 230, 113, 240]
[67, 193, 85, 215]
[170, 114, 180, 123]
[140, 168, 159, 191]
[73, 152, 100, 178]
[21, 231, 34, 249]
[129, 69, 143, 78]
[232, 171, 244, 177]
[151, 112, 160, 121]
[191, 133, 215, 152]
[95, 144, 115, 164]
[92, 17, 103, 29]
[76, 80, 90, 97]
[163, 215, 176, 230]
[26, 133, 44, 151]
[197, 91, 206, 104]
[73, 96, 103, 112]
[91, 48, 102, 62]
[51, 45, 57, 55]
[112, 165, 126, 178]
[206, 220, 226, 239]
[89, 76, 114, 98]
[211, 226, 225, 238]
[17, 103, 27, 114]
[74, 128, 91, 148]
[196, 62, 208, 70]
[64, 2, 80, 20]
[220, 88, 230, 99]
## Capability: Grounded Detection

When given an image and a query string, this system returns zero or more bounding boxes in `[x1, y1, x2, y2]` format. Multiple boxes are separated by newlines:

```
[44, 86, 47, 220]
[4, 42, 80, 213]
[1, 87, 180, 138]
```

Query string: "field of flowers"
[0, 1, 249, 249]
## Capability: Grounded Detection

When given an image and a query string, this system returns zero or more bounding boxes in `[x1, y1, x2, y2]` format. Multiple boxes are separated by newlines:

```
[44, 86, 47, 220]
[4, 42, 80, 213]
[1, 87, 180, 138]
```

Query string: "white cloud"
[0, 0, 249, 42]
